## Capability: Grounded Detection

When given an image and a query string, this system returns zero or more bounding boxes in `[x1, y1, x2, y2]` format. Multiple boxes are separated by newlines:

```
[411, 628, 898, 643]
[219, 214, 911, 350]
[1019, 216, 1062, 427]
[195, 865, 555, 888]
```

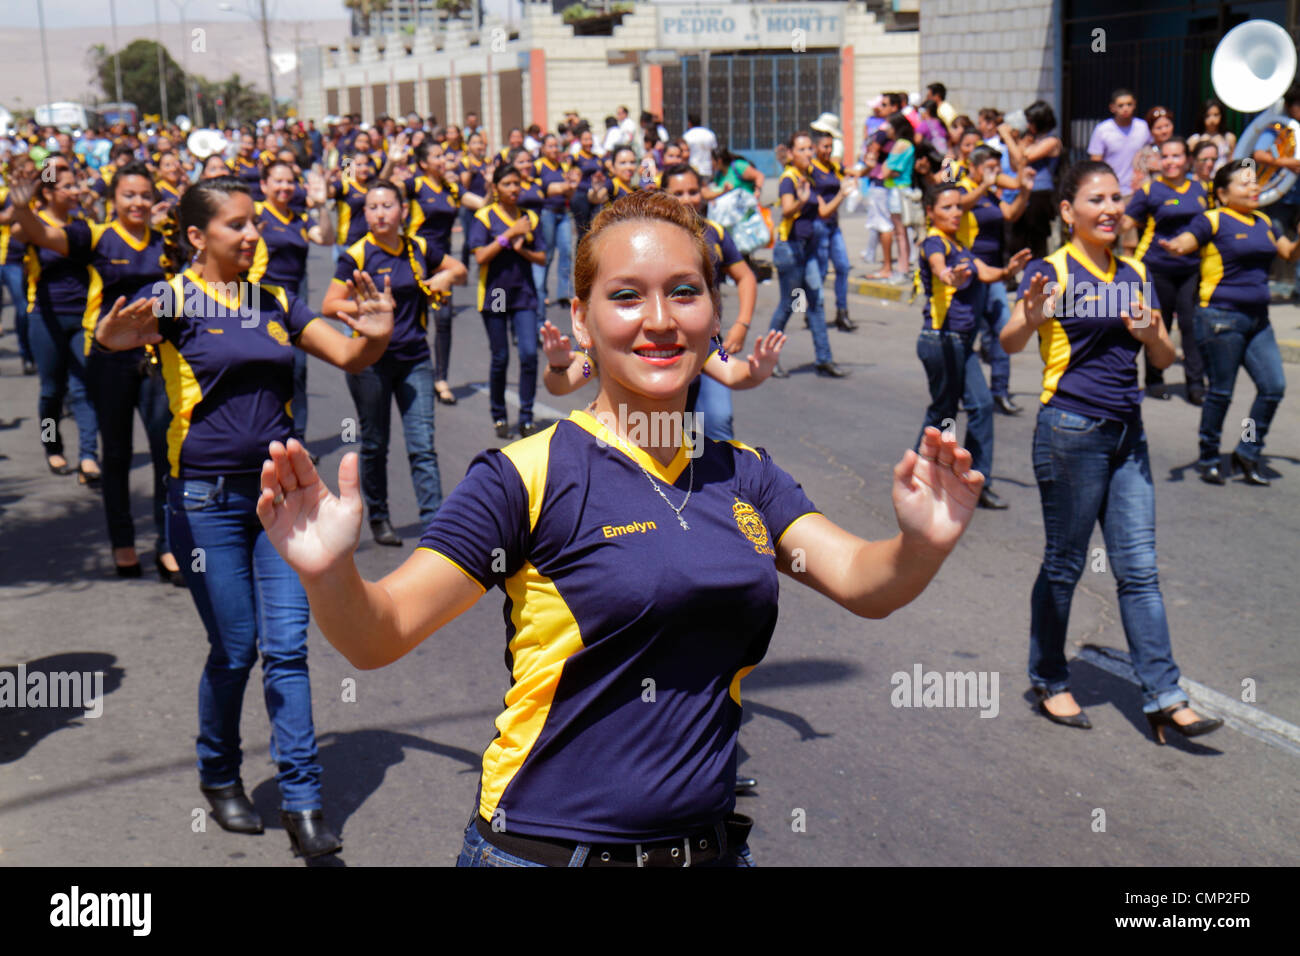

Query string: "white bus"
[34, 102, 103, 131]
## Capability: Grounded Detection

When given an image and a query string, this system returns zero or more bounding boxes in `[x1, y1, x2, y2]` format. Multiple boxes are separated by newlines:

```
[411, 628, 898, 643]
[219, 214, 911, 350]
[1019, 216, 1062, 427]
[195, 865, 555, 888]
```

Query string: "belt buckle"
[633, 838, 692, 868]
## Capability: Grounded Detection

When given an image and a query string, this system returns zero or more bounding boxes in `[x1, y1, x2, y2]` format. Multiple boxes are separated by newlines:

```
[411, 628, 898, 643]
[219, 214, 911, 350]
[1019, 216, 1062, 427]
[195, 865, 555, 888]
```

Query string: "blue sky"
[15, 0, 525, 29]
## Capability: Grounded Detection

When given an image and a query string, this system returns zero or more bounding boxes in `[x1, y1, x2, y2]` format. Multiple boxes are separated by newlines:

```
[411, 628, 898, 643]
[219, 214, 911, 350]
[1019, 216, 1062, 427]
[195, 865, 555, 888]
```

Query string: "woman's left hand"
[306, 169, 328, 206]
[892, 427, 984, 555]
[341, 270, 394, 341]
[150, 200, 172, 229]
[745, 330, 786, 379]
[1120, 300, 1160, 345]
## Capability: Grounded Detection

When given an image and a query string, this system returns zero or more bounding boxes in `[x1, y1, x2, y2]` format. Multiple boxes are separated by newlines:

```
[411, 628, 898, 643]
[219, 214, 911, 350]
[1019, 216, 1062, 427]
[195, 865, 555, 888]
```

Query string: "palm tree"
[345, 0, 392, 36]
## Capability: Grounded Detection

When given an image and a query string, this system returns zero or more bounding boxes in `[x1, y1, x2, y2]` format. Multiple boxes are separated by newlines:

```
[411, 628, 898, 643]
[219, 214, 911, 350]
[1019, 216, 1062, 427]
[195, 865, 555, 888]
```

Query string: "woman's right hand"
[540, 320, 573, 367]
[95, 295, 162, 350]
[257, 440, 362, 578]
[341, 270, 394, 341]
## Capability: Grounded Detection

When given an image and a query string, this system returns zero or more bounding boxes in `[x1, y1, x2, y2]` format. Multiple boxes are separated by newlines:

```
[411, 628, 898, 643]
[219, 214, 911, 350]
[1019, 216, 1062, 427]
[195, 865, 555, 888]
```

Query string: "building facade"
[302, 1, 919, 164]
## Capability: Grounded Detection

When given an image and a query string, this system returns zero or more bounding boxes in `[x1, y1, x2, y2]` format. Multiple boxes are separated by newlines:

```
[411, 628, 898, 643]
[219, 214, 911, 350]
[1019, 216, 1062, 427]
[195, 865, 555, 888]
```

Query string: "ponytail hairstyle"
[177, 175, 250, 262]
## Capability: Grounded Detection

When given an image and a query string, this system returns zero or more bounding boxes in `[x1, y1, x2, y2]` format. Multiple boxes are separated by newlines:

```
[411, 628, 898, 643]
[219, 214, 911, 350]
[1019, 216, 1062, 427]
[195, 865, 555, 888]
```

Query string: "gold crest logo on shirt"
[266, 320, 290, 346]
[732, 498, 774, 556]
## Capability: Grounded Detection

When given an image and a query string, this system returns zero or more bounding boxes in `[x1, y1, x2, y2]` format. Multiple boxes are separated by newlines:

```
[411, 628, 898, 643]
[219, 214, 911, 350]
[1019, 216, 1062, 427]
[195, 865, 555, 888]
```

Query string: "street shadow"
[734, 658, 855, 773]
[0, 652, 125, 764]
[248, 727, 482, 868]
[1168, 454, 1294, 484]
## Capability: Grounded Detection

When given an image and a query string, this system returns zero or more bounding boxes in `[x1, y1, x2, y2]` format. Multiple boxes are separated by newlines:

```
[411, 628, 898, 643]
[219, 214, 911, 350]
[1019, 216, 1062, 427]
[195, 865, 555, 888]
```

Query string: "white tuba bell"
[1214, 19, 1299, 205]
[186, 128, 228, 160]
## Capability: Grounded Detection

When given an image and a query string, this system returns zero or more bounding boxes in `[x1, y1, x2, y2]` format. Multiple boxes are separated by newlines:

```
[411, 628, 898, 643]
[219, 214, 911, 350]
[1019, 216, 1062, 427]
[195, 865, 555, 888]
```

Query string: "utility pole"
[260, 0, 278, 122]
[36, 0, 54, 115]
[154, 0, 169, 122]
[110, 0, 124, 107]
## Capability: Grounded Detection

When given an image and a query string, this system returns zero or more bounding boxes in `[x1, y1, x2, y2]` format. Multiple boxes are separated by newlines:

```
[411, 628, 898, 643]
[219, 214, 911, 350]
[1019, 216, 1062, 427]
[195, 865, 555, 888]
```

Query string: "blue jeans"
[482, 308, 538, 424]
[345, 354, 443, 526]
[1029, 405, 1185, 713]
[1, 262, 33, 362]
[86, 350, 171, 552]
[30, 309, 98, 462]
[768, 237, 832, 365]
[915, 327, 994, 488]
[693, 373, 735, 441]
[977, 281, 1012, 399]
[454, 815, 755, 867]
[1193, 305, 1286, 465]
[169, 474, 322, 811]
[534, 208, 573, 304]
[814, 219, 850, 312]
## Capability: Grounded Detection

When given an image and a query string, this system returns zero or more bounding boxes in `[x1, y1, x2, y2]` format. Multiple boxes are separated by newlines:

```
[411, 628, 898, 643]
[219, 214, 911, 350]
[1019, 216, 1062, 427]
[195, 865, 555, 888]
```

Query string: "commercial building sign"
[657, 3, 846, 50]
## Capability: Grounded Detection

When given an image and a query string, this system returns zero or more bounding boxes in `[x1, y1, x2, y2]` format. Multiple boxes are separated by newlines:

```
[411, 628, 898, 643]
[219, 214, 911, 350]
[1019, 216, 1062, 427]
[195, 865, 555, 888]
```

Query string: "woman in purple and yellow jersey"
[324, 180, 467, 547]
[228, 127, 262, 198]
[405, 139, 485, 406]
[254, 188, 984, 867]
[92, 175, 397, 858]
[457, 132, 491, 266]
[1160, 158, 1300, 487]
[328, 150, 376, 253]
[1001, 160, 1223, 743]
[9, 160, 182, 582]
[17, 162, 100, 483]
[1120, 136, 1208, 404]
[534, 134, 578, 309]
[248, 161, 335, 446]
[466, 163, 547, 440]
[586, 146, 639, 214]
[917, 181, 1030, 512]
[568, 127, 603, 242]
[0, 154, 38, 374]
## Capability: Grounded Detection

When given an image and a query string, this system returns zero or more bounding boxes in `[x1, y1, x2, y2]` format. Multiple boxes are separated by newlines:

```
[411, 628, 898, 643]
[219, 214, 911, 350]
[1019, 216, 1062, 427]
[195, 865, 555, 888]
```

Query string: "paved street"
[2, 209, 1297, 867]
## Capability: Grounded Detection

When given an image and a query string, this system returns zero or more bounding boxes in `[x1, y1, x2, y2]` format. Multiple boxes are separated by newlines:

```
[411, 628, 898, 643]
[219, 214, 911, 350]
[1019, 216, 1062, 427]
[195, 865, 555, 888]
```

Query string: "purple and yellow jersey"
[918, 228, 981, 332]
[466, 203, 545, 314]
[333, 178, 371, 248]
[248, 201, 310, 295]
[1125, 176, 1207, 276]
[1183, 208, 1282, 319]
[25, 210, 89, 314]
[64, 218, 170, 355]
[404, 174, 461, 260]
[333, 232, 439, 362]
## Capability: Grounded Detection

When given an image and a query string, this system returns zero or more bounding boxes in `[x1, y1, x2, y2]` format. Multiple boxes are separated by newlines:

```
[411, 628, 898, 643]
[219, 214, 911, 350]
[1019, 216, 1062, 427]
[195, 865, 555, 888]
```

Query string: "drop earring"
[715, 335, 729, 362]
[582, 351, 591, 378]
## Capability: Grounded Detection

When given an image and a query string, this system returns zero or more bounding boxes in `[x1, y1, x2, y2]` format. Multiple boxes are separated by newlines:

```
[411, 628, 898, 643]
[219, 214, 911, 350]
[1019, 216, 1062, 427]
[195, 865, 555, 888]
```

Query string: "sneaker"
[370, 519, 403, 547]
[770, 362, 789, 379]
[494, 419, 511, 439]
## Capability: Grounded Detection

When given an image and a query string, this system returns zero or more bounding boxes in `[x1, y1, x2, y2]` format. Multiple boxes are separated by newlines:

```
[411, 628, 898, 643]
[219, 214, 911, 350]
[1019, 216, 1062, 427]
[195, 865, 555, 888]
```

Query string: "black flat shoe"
[155, 553, 188, 588]
[46, 456, 75, 475]
[281, 809, 342, 859]
[435, 382, 458, 405]
[370, 519, 403, 546]
[1147, 383, 1171, 400]
[770, 362, 789, 379]
[1033, 687, 1092, 729]
[1231, 451, 1270, 486]
[78, 464, 102, 486]
[1196, 460, 1226, 485]
[993, 394, 1022, 415]
[517, 421, 540, 438]
[977, 487, 1009, 510]
[494, 419, 511, 439]
[815, 361, 848, 378]
[734, 776, 758, 793]
[1186, 384, 1205, 406]
[22, 359, 36, 376]
[834, 308, 857, 332]
[115, 562, 142, 579]
[201, 782, 264, 834]
[1145, 702, 1223, 745]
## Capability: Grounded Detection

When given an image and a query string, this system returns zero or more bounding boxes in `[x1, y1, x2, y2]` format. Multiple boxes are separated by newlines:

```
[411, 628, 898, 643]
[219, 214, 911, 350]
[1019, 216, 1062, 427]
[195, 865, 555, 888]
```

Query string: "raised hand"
[1120, 298, 1159, 343]
[540, 320, 573, 367]
[892, 427, 984, 555]
[795, 177, 811, 202]
[257, 440, 363, 578]
[944, 261, 972, 288]
[306, 169, 328, 206]
[150, 201, 172, 229]
[746, 330, 786, 381]
[95, 295, 161, 351]
[341, 270, 394, 341]
[721, 322, 748, 356]
[1018, 166, 1036, 191]
[7, 166, 39, 208]
[1006, 247, 1033, 274]
[1019, 271, 1059, 329]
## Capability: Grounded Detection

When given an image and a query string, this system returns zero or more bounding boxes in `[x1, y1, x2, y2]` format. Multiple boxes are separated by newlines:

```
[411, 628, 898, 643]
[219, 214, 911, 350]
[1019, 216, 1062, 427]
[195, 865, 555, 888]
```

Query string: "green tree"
[87, 39, 186, 117]
[345, 0, 392, 35]
[436, 0, 473, 19]
[195, 74, 272, 126]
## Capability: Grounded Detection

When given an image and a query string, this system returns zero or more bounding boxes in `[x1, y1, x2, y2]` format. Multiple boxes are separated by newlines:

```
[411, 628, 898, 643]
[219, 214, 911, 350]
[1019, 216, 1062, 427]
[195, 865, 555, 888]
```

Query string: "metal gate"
[661, 51, 841, 151]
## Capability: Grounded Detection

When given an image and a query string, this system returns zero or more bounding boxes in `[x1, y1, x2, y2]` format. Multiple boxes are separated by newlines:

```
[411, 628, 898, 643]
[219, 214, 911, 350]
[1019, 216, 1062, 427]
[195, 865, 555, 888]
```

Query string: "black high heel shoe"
[281, 809, 342, 859]
[155, 553, 188, 588]
[201, 782, 264, 834]
[1032, 687, 1092, 729]
[1196, 459, 1226, 485]
[1231, 451, 1270, 486]
[46, 456, 75, 475]
[1145, 702, 1223, 745]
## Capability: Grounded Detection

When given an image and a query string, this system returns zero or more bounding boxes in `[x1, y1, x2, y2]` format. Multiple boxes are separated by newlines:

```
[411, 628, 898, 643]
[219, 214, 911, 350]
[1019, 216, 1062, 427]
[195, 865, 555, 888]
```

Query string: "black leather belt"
[474, 812, 754, 868]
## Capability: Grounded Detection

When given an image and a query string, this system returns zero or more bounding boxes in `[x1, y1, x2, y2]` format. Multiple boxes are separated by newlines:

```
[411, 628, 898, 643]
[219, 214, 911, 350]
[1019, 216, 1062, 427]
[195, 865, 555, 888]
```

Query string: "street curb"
[1279, 339, 1300, 364]
[1076, 645, 1300, 757]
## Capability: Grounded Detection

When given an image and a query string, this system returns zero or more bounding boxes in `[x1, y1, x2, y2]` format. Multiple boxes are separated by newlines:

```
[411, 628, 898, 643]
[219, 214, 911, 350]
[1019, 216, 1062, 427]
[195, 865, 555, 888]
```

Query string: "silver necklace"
[589, 403, 694, 530]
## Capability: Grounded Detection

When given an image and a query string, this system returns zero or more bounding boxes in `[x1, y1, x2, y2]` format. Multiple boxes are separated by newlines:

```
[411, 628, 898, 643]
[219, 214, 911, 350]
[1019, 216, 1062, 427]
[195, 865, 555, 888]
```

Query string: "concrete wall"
[919, 0, 1056, 120]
